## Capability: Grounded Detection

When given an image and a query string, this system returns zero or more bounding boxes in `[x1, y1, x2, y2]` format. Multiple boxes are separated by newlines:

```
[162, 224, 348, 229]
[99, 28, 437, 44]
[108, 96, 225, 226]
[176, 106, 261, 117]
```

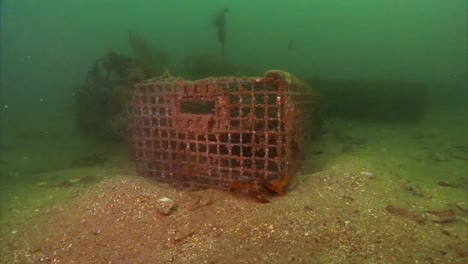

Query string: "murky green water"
[1, 0, 467, 262]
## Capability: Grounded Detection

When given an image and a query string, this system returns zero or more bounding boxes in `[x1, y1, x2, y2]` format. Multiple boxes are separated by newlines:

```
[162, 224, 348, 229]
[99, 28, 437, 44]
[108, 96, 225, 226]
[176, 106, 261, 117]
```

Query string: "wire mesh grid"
[130, 70, 318, 194]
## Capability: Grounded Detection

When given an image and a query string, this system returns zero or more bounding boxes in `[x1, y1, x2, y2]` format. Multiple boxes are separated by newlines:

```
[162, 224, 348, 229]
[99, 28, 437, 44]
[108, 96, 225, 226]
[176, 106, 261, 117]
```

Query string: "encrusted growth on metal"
[130, 70, 317, 199]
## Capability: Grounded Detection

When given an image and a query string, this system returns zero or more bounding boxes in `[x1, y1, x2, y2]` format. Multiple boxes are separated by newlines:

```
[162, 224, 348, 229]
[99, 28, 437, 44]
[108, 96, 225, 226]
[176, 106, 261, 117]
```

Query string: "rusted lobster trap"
[130, 70, 318, 201]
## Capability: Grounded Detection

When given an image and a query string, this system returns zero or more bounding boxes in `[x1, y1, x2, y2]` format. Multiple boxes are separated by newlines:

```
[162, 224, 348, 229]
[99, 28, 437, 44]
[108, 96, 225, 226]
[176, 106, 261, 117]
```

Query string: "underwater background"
[0, 0, 467, 263]
[2, 0, 467, 138]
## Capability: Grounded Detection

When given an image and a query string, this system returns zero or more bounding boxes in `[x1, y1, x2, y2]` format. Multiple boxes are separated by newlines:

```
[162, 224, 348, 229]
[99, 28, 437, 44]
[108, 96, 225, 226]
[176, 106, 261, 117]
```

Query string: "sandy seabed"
[1, 114, 468, 263]
[1, 161, 467, 264]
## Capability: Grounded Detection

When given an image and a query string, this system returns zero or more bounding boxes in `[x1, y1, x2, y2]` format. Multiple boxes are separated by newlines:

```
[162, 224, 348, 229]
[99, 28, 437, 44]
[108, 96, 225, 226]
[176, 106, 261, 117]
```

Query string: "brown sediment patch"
[425, 210, 457, 224]
[437, 181, 457, 187]
[385, 205, 425, 223]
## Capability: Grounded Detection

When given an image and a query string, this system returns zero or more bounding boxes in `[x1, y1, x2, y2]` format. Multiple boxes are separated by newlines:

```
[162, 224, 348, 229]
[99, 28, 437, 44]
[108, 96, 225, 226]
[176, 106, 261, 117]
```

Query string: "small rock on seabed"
[157, 197, 177, 215]
[359, 171, 375, 179]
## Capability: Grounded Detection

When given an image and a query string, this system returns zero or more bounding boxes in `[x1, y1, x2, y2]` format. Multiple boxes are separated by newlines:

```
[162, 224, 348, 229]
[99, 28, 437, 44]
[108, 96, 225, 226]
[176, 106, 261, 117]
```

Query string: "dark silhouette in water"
[288, 39, 294, 50]
[212, 8, 229, 64]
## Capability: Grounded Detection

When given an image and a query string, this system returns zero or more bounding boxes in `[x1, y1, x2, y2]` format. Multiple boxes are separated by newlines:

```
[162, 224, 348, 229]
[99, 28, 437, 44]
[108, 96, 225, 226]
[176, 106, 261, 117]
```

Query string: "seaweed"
[128, 30, 169, 76]
[212, 8, 229, 63]
[75, 32, 166, 141]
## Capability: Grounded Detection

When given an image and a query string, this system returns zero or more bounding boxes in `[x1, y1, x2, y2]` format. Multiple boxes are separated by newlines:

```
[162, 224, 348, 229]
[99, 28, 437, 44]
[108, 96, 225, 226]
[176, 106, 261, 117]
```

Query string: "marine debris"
[130, 70, 319, 202]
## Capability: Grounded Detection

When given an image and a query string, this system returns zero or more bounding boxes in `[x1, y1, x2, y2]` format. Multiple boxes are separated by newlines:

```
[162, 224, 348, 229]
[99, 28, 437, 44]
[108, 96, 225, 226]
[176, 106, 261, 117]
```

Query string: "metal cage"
[130, 70, 318, 195]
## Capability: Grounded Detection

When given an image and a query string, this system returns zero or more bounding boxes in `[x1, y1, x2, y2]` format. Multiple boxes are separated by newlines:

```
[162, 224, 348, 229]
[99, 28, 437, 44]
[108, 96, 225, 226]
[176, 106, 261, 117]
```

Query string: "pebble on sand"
[157, 197, 177, 216]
